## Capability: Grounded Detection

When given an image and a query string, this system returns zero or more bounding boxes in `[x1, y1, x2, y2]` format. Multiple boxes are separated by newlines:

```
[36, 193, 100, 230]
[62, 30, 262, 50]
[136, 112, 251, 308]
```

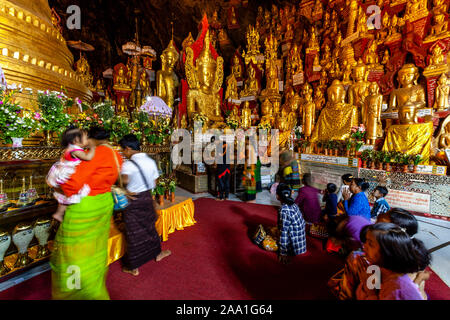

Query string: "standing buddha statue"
[302, 83, 315, 140]
[434, 73, 449, 111]
[240, 101, 252, 129]
[348, 59, 370, 122]
[364, 82, 383, 145]
[185, 30, 225, 128]
[157, 40, 180, 109]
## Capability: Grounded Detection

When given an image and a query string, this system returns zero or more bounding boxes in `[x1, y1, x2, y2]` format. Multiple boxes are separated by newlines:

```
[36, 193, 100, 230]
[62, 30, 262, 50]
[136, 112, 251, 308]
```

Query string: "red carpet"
[0, 198, 449, 300]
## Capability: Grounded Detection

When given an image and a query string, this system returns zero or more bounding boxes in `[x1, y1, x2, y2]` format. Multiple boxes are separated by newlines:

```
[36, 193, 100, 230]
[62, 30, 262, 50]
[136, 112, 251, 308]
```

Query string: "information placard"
[385, 190, 431, 214]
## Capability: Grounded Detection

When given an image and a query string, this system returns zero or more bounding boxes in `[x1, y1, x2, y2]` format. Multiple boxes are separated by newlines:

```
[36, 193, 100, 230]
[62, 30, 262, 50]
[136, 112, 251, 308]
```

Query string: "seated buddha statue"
[231, 54, 243, 81]
[437, 115, 450, 150]
[241, 63, 260, 98]
[365, 41, 383, 71]
[388, 64, 426, 112]
[225, 74, 239, 102]
[426, 45, 446, 71]
[311, 80, 359, 142]
[113, 64, 131, 90]
[157, 40, 180, 109]
[185, 30, 225, 128]
[426, 0, 449, 41]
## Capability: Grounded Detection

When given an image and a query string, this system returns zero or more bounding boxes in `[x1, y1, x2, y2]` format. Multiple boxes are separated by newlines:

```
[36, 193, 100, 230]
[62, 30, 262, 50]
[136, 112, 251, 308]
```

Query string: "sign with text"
[240, 96, 256, 101]
[293, 72, 304, 86]
[385, 190, 431, 214]
[301, 154, 359, 167]
[237, 81, 243, 87]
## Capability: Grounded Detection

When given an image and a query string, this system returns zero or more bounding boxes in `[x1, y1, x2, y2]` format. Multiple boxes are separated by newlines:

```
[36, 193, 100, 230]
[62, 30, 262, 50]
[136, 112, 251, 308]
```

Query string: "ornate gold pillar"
[0, 0, 92, 110]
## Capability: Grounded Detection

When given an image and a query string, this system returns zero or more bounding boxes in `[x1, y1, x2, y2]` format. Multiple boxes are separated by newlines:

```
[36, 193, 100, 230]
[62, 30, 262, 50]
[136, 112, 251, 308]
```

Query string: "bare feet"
[156, 250, 172, 262]
[122, 268, 139, 276]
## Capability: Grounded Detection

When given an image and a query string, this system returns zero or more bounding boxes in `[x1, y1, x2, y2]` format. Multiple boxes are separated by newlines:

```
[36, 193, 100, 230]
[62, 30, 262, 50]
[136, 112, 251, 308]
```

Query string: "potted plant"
[374, 151, 384, 170]
[150, 189, 156, 201]
[383, 151, 392, 171]
[156, 180, 166, 206]
[360, 150, 371, 168]
[400, 154, 410, 173]
[7, 116, 40, 148]
[409, 154, 423, 173]
[103, 116, 131, 144]
[168, 178, 177, 202]
[391, 151, 402, 172]
[37, 90, 73, 145]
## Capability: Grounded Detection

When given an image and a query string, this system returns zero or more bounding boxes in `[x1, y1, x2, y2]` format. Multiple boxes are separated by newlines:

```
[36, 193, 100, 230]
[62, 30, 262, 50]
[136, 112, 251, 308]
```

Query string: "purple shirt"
[356, 268, 423, 300]
[344, 215, 373, 244]
[294, 185, 321, 223]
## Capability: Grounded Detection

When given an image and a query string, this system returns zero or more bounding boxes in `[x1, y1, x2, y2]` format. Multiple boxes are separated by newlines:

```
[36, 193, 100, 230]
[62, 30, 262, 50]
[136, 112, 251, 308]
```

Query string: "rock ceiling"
[49, 0, 296, 79]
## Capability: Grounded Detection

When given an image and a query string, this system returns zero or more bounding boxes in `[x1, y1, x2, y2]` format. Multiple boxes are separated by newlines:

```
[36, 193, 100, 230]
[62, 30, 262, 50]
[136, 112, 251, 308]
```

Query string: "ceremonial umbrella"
[102, 68, 113, 79]
[140, 96, 172, 118]
[67, 40, 95, 52]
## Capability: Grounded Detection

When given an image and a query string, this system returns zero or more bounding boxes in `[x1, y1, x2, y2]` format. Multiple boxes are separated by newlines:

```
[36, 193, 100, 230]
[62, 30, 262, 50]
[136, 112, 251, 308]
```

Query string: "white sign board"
[417, 108, 433, 117]
[279, 81, 284, 92]
[240, 96, 256, 101]
[301, 154, 359, 167]
[237, 81, 243, 87]
[385, 190, 431, 214]
[293, 72, 304, 86]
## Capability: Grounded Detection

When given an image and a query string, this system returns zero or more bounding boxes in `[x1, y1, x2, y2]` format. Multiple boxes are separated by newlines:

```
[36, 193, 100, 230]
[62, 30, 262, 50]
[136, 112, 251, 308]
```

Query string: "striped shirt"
[371, 198, 390, 218]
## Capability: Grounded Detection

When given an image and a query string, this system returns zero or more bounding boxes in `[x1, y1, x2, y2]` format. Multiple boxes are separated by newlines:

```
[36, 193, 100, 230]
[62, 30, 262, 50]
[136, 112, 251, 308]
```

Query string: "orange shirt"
[61, 145, 123, 197]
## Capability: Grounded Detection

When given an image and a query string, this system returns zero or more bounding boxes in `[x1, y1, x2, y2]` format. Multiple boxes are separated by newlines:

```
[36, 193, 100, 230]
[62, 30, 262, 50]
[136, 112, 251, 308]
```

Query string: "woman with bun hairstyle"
[355, 223, 431, 300]
[342, 178, 371, 221]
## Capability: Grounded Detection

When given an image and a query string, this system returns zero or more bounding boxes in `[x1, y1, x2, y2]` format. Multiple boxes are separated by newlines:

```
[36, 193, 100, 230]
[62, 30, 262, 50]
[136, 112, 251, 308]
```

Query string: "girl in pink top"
[47, 127, 96, 222]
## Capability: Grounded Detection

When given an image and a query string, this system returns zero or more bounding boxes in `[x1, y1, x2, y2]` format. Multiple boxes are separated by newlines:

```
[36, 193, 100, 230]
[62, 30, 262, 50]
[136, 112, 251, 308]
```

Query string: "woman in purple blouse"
[294, 173, 321, 223]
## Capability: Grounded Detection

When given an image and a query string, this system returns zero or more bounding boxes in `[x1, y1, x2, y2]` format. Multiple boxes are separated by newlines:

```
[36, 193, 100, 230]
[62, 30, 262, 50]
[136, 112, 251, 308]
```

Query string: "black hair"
[342, 174, 353, 183]
[88, 126, 110, 140]
[375, 186, 389, 197]
[387, 208, 418, 237]
[277, 183, 295, 205]
[119, 134, 141, 151]
[352, 178, 370, 192]
[361, 223, 431, 273]
[61, 126, 84, 148]
[302, 173, 312, 186]
[327, 183, 337, 194]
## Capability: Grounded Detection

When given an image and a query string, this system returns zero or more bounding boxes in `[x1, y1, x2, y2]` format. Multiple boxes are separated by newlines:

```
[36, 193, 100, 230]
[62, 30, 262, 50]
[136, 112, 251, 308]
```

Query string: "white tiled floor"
[177, 186, 450, 287]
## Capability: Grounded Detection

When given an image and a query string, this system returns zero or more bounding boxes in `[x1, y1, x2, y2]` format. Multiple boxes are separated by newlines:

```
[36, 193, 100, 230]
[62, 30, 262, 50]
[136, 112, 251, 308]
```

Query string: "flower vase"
[324, 149, 329, 156]
[165, 190, 169, 200]
[377, 162, 383, 170]
[346, 149, 351, 157]
[370, 161, 376, 170]
[385, 163, 390, 172]
[412, 165, 418, 174]
[170, 192, 175, 203]
[402, 165, 409, 173]
[11, 137, 23, 148]
[362, 160, 367, 168]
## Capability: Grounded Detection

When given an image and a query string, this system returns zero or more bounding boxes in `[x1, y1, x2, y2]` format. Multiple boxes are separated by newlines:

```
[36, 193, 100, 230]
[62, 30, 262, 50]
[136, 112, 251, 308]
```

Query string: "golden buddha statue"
[180, 114, 188, 129]
[140, 71, 151, 103]
[230, 6, 238, 26]
[260, 98, 275, 127]
[241, 101, 252, 129]
[231, 54, 243, 80]
[434, 73, 449, 111]
[426, 45, 446, 71]
[182, 33, 195, 52]
[285, 23, 294, 42]
[308, 26, 320, 52]
[320, 45, 332, 72]
[276, 105, 297, 149]
[364, 82, 383, 145]
[290, 44, 303, 74]
[405, 0, 429, 22]
[241, 63, 260, 98]
[261, 58, 280, 98]
[381, 49, 390, 66]
[346, 0, 359, 37]
[157, 39, 180, 109]
[437, 115, 450, 149]
[311, 80, 359, 142]
[365, 41, 383, 71]
[227, 105, 240, 125]
[273, 99, 281, 115]
[117, 96, 128, 115]
[389, 64, 426, 112]
[185, 30, 225, 128]
[113, 64, 131, 90]
[313, 54, 321, 71]
[348, 59, 370, 121]
[314, 88, 326, 112]
[386, 14, 402, 42]
[426, 0, 450, 41]
[302, 83, 315, 139]
[341, 61, 353, 86]
[95, 79, 104, 94]
[225, 73, 239, 102]
[356, 6, 370, 38]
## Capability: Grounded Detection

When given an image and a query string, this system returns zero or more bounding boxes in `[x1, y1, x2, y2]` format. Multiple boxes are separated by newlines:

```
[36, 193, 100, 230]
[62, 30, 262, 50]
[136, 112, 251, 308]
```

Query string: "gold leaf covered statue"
[365, 41, 383, 71]
[225, 73, 239, 102]
[260, 98, 275, 127]
[157, 39, 180, 109]
[241, 63, 260, 98]
[311, 80, 359, 142]
[389, 64, 426, 112]
[185, 30, 225, 128]
[364, 82, 383, 145]
[348, 59, 370, 121]
[434, 73, 449, 111]
[426, 45, 447, 71]
[241, 101, 252, 129]
[302, 83, 315, 139]
[437, 115, 450, 150]
[113, 64, 131, 90]
[425, 0, 450, 41]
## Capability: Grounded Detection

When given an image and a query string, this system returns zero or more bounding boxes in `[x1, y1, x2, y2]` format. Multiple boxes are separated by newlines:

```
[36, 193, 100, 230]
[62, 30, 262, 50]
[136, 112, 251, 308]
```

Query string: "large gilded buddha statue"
[388, 64, 426, 112]
[311, 80, 359, 142]
[185, 30, 225, 128]
[157, 39, 180, 109]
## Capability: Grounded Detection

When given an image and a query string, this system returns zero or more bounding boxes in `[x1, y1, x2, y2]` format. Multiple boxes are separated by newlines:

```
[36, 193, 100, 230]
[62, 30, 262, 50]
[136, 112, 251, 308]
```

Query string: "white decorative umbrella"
[103, 68, 113, 79]
[140, 96, 172, 118]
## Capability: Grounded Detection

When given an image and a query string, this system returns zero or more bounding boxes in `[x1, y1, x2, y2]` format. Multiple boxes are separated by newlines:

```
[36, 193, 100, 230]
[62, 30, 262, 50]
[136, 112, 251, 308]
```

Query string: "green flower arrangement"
[409, 154, 423, 166]
[257, 121, 271, 132]
[93, 100, 115, 122]
[37, 90, 72, 134]
[226, 118, 239, 130]
[104, 116, 131, 143]
[156, 180, 166, 196]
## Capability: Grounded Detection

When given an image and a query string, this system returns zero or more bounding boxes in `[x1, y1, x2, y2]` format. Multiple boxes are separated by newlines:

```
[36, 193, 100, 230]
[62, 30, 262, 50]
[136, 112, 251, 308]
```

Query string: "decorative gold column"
[0, 0, 92, 110]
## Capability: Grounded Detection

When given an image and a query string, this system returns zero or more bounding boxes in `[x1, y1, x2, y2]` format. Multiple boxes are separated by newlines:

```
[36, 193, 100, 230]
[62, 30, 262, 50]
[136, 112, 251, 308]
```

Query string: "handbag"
[102, 144, 129, 211]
